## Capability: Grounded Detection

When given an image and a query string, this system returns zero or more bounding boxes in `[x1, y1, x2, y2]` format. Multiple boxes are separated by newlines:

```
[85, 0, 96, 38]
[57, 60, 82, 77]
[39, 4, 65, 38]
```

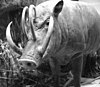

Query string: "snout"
[18, 58, 38, 70]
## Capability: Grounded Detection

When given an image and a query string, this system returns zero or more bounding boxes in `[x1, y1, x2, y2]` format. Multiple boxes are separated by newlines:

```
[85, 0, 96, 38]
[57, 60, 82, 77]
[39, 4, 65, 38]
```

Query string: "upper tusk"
[38, 16, 54, 56]
[29, 5, 36, 19]
[29, 5, 36, 41]
[21, 6, 29, 36]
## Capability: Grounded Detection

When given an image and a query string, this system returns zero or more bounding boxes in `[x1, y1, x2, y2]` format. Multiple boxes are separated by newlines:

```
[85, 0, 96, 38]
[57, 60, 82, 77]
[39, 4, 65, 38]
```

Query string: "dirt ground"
[81, 79, 100, 87]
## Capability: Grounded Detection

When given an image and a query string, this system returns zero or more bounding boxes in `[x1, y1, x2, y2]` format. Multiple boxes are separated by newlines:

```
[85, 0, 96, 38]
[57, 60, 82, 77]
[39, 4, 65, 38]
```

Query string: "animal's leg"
[49, 57, 60, 87]
[71, 55, 83, 87]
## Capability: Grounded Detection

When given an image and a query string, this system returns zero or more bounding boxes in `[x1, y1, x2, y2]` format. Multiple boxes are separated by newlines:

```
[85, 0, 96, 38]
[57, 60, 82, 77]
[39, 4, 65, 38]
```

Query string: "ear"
[53, 0, 64, 17]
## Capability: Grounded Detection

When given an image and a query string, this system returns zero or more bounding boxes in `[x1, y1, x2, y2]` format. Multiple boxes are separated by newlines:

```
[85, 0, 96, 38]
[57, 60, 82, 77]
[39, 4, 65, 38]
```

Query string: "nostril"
[19, 62, 23, 66]
[20, 62, 22, 65]
[27, 62, 32, 67]
[26, 62, 37, 68]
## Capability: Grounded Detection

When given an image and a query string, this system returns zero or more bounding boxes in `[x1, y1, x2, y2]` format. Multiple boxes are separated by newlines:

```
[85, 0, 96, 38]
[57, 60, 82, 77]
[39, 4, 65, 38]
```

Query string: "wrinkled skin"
[6, 0, 100, 87]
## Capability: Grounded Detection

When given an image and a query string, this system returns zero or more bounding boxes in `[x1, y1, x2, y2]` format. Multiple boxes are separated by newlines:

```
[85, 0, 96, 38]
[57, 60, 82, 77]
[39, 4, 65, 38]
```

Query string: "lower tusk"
[6, 22, 22, 55]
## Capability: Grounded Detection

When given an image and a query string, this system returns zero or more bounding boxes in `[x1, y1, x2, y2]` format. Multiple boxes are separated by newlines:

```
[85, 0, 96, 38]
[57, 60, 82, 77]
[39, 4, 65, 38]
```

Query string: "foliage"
[0, 39, 69, 87]
[0, 39, 100, 87]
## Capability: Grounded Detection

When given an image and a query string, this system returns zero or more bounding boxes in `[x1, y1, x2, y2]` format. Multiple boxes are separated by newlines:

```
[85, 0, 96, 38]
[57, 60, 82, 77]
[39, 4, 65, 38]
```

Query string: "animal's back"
[58, 0, 100, 54]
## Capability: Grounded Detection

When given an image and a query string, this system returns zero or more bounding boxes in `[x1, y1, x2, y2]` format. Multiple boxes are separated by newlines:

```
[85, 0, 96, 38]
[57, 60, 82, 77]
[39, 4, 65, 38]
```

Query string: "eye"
[33, 17, 50, 29]
[45, 19, 49, 26]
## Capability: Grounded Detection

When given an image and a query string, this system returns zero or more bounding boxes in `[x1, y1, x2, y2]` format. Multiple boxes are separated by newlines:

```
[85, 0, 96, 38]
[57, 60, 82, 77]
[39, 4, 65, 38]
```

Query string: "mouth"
[18, 52, 42, 70]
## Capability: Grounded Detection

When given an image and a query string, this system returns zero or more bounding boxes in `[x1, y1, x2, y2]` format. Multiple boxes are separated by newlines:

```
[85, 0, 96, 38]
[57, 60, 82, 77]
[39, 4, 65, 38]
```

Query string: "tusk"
[6, 22, 22, 55]
[29, 5, 36, 41]
[38, 16, 54, 56]
[21, 6, 29, 37]
[29, 5, 36, 19]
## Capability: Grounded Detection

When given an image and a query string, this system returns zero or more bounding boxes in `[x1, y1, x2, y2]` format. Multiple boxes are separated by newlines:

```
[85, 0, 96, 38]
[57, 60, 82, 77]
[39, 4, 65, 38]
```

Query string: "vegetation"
[0, 39, 100, 87]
